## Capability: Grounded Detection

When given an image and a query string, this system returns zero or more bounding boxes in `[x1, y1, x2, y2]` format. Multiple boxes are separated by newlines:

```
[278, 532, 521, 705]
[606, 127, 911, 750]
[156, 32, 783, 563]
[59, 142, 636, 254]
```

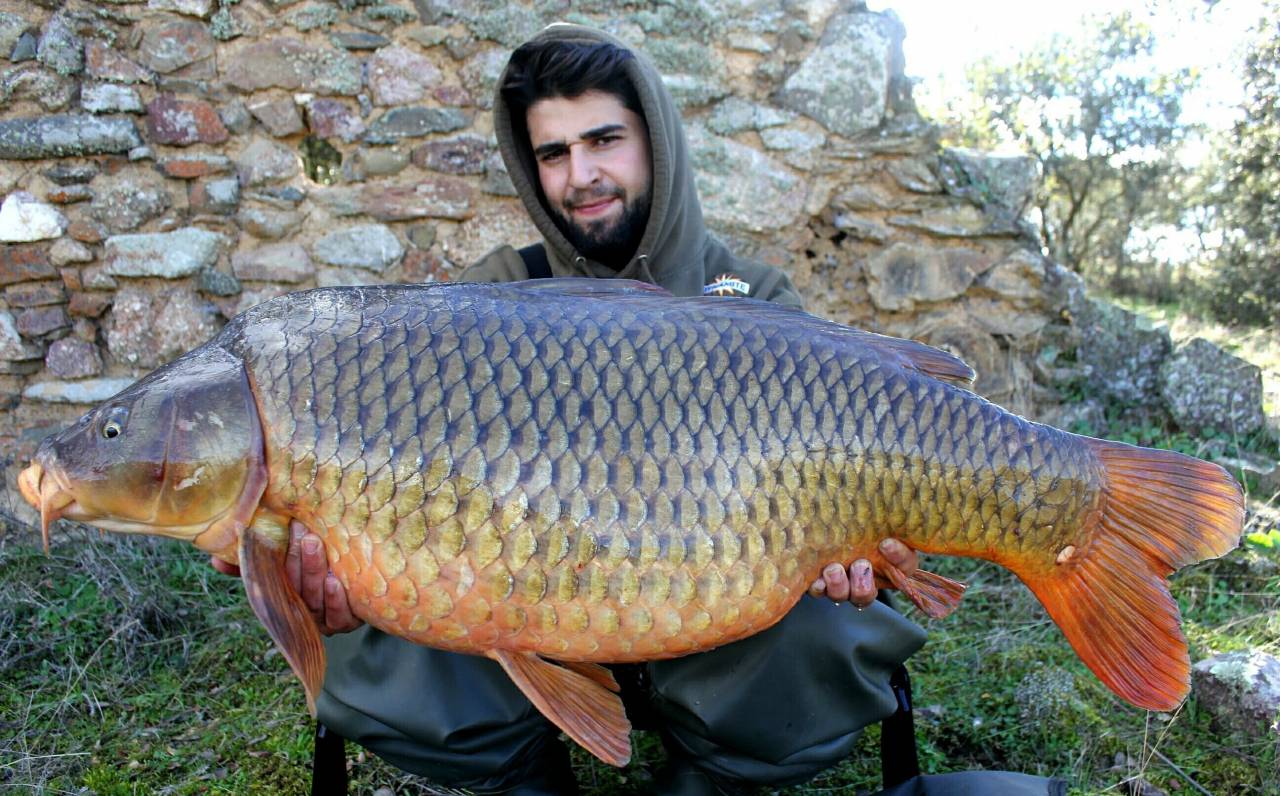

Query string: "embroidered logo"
[703, 273, 751, 297]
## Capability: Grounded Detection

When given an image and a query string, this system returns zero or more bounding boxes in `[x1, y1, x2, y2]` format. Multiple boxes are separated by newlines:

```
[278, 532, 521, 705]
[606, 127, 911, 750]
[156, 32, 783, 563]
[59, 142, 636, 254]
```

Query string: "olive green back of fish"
[229, 284, 1100, 663]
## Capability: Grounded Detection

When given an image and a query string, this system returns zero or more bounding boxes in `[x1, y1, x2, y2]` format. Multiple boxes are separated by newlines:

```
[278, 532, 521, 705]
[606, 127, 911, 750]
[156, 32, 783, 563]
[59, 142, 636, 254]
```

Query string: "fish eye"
[100, 406, 129, 440]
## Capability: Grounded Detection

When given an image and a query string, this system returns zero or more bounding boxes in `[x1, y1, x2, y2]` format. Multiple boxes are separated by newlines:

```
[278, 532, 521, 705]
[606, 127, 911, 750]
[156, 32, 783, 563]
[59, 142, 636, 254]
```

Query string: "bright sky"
[870, 0, 1267, 130]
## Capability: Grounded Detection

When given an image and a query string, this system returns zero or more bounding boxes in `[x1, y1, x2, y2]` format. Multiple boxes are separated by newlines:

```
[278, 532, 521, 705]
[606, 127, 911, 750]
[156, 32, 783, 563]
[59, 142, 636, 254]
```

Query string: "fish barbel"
[18, 279, 1243, 765]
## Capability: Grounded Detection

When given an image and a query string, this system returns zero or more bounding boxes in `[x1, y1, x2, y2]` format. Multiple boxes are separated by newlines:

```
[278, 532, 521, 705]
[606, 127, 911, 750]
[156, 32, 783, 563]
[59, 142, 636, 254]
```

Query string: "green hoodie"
[460, 23, 802, 307]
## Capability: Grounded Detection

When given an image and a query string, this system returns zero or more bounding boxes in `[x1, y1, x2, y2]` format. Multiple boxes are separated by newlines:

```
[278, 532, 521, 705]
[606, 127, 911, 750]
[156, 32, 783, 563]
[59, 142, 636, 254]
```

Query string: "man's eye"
[595, 135, 620, 146]
[540, 150, 567, 163]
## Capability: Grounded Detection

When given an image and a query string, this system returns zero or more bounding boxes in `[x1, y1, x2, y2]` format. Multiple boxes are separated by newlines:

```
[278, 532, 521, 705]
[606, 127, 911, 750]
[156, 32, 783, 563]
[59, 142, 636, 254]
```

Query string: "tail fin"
[1021, 440, 1243, 711]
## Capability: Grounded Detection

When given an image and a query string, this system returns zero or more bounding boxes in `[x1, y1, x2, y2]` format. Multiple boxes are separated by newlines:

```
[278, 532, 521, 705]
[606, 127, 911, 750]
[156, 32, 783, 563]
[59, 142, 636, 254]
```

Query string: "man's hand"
[209, 521, 363, 636]
[808, 538, 918, 609]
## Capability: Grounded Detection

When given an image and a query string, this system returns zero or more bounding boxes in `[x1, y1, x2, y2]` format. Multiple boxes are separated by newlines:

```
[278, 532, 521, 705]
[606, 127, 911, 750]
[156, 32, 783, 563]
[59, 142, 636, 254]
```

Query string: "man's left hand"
[809, 538, 918, 608]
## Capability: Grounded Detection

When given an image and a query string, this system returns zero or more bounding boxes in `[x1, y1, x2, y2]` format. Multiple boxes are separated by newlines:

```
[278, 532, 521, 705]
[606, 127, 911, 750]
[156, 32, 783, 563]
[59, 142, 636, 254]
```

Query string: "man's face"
[526, 90, 652, 266]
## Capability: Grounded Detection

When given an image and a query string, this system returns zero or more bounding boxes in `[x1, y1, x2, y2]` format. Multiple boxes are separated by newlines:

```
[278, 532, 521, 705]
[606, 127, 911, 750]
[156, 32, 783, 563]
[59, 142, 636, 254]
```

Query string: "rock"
[1160, 338, 1266, 436]
[887, 158, 940, 193]
[412, 134, 488, 175]
[1075, 300, 1173, 406]
[247, 95, 305, 137]
[140, 19, 215, 77]
[84, 40, 153, 83]
[662, 75, 731, 108]
[365, 107, 469, 144]
[362, 179, 475, 221]
[778, 11, 899, 137]
[10, 31, 37, 63]
[36, 13, 84, 76]
[49, 238, 93, 266]
[0, 192, 67, 242]
[82, 265, 116, 289]
[0, 243, 56, 284]
[23, 377, 135, 404]
[197, 267, 240, 297]
[687, 126, 806, 234]
[6, 281, 65, 308]
[0, 309, 42, 361]
[236, 137, 301, 186]
[68, 219, 106, 245]
[832, 213, 891, 243]
[980, 249, 1050, 303]
[235, 206, 306, 240]
[231, 241, 313, 282]
[224, 38, 362, 96]
[89, 176, 172, 233]
[344, 147, 409, 180]
[1192, 651, 1280, 742]
[458, 47, 508, 110]
[105, 285, 222, 368]
[230, 284, 291, 316]
[45, 336, 101, 378]
[219, 100, 253, 134]
[1, 63, 76, 111]
[16, 305, 70, 336]
[285, 3, 338, 32]
[81, 82, 145, 114]
[104, 227, 221, 278]
[864, 243, 987, 312]
[306, 98, 365, 142]
[440, 204, 538, 271]
[939, 148, 1039, 220]
[368, 45, 440, 105]
[482, 150, 516, 196]
[965, 297, 1049, 339]
[330, 31, 390, 50]
[888, 205, 995, 237]
[147, 0, 216, 18]
[145, 95, 230, 146]
[159, 154, 234, 179]
[0, 115, 142, 159]
[68, 292, 111, 318]
[190, 177, 241, 214]
[313, 224, 403, 271]
[42, 163, 98, 186]
[0, 13, 32, 61]
[44, 184, 91, 203]
[316, 267, 379, 288]
[707, 97, 796, 135]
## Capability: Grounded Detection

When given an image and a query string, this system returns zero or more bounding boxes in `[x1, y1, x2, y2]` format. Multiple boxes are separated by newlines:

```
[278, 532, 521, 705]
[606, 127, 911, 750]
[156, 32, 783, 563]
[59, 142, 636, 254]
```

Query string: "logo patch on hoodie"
[704, 273, 751, 297]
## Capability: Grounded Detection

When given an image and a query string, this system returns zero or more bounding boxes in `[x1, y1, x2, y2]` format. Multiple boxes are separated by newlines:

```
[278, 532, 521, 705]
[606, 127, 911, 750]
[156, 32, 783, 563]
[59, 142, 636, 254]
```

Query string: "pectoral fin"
[239, 517, 327, 717]
[488, 649, 631, 767]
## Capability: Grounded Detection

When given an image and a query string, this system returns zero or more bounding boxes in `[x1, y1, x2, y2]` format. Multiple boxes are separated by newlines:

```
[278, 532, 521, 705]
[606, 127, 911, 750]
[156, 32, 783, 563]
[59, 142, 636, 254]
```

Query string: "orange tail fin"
[1019, 439, 1243, 711]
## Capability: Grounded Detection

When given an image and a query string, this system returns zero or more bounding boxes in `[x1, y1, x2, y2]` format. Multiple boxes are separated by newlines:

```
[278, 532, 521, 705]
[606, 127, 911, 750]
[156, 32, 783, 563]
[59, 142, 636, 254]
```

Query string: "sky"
[869, 0, 1268, 131]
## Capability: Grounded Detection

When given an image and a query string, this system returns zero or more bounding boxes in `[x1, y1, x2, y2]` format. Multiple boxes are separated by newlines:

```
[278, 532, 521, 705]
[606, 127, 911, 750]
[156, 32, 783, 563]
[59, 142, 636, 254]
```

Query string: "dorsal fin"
[502, 280, 976, 385]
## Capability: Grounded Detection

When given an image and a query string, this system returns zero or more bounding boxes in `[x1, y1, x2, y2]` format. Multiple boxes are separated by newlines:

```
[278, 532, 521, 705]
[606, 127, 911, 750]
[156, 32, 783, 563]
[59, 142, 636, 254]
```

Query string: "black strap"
[517, 243, 552, 279]
[311, 722, 348, 796]
[876, 590, 921, 788]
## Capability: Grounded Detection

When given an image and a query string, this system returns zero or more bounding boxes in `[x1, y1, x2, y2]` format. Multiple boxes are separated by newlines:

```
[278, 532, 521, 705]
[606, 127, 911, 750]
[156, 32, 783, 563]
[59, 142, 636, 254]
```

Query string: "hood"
[494, 24, 709, 294]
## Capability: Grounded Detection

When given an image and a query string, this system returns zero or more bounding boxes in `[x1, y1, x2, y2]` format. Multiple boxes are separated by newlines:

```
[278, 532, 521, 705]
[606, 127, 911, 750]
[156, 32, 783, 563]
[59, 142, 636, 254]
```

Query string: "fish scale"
[23, 280, 1243, 764]
[227, 286, 1089, 662]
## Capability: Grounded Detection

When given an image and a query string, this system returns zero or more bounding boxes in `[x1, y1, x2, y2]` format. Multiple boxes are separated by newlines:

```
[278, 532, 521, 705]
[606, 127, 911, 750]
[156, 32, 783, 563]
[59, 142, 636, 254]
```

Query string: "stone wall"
[0, 0, 1078, 511]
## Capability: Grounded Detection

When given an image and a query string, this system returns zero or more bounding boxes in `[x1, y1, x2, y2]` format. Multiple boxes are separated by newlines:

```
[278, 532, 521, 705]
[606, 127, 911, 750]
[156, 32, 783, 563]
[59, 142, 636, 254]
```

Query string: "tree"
[936, 12, 1197, 293]
[1208, 2, 1280, 325]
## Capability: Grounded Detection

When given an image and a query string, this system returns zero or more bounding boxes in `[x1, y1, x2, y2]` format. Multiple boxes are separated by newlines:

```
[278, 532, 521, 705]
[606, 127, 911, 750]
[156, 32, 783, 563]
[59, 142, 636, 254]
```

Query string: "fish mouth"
[18, 461, 77, 554]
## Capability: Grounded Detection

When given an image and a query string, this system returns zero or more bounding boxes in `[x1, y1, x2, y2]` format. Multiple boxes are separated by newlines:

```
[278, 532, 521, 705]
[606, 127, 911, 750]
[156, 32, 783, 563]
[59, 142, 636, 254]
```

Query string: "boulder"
[0, 115, 141, 159]
[687, 126, 805, 234]
[864, 242, 988, 312]
[105, 285, 222, 368]
[0, 192, 67, 242]
[1192, 651, 1280, 743]
[1075, 299, 1172, 406]
[23, 377, 135, 404]
[313, 224, 403, 271]
[1160, 338, 1266, 436]
[104, 228, 221, 279]
[367, 46, 441, 106]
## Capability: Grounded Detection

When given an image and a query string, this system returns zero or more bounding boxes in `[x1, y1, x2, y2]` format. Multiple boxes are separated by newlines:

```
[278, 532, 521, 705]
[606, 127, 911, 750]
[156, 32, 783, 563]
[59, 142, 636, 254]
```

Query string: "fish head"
[18, 346, 261, 552]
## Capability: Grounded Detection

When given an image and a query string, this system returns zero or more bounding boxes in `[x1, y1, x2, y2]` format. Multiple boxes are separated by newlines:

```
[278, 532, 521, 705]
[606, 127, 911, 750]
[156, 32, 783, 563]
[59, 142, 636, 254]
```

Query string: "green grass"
[1, 508, 1275, 795]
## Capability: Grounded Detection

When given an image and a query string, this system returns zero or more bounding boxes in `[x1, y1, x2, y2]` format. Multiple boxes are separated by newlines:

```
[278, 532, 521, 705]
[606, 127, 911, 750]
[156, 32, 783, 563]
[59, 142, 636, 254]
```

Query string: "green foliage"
[1205, 2, 1280, 326]
[938, 11, 1198, 296]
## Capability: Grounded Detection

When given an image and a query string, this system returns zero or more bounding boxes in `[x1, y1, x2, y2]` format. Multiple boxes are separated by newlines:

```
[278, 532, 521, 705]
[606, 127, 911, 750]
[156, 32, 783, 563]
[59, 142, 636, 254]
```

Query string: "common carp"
[19, 279, 1242, 766]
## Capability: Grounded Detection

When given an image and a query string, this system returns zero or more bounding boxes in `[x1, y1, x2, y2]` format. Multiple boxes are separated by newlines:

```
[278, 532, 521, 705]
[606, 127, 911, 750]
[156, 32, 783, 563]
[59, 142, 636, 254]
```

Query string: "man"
[222, 24, 927, 795]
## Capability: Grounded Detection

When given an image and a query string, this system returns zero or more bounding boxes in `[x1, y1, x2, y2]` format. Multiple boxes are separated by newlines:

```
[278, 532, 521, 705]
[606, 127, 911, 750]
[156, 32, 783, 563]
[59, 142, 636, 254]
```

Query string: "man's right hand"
[210, 521, 364, 636]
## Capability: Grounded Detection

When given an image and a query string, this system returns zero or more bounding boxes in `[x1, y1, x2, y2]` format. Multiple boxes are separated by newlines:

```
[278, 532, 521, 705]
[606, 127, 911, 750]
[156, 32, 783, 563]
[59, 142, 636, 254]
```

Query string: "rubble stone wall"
[0, 0, 1080, 512]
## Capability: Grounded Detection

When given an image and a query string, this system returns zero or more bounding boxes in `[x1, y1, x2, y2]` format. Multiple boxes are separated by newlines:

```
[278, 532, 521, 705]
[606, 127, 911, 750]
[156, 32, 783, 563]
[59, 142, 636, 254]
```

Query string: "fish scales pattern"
[233, 286, 1101, 663]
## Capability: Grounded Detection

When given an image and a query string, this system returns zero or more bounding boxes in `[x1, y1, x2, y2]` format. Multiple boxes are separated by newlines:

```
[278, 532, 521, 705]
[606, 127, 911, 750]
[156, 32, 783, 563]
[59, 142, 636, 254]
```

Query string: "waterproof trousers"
[316, 595, 927, 792]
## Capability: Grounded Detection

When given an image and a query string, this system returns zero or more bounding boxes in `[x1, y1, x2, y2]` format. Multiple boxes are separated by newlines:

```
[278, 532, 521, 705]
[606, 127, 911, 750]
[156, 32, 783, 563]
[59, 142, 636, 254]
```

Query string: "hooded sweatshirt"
[460, 24, 802, 307]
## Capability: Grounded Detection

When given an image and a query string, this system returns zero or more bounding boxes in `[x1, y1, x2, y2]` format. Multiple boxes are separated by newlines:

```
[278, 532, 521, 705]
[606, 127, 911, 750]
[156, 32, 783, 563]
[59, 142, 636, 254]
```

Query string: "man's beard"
[551, 186, 651, 270]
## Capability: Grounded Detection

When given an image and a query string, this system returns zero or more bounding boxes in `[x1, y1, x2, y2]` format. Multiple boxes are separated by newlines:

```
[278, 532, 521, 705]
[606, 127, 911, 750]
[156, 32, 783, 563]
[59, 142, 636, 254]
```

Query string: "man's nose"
[567, 148, 599, 187]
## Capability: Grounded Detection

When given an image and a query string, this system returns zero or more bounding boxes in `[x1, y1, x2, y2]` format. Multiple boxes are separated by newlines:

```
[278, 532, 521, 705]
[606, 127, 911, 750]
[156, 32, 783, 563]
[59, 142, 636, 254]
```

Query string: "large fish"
[19, 280, 1242, 765]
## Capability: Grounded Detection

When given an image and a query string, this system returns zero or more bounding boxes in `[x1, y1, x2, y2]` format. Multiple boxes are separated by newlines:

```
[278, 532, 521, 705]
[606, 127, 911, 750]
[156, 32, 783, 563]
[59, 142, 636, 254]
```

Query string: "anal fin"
[239, 513, 327, 717]
[880, 561, 966, 619]
[488, 649, 631, 766]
